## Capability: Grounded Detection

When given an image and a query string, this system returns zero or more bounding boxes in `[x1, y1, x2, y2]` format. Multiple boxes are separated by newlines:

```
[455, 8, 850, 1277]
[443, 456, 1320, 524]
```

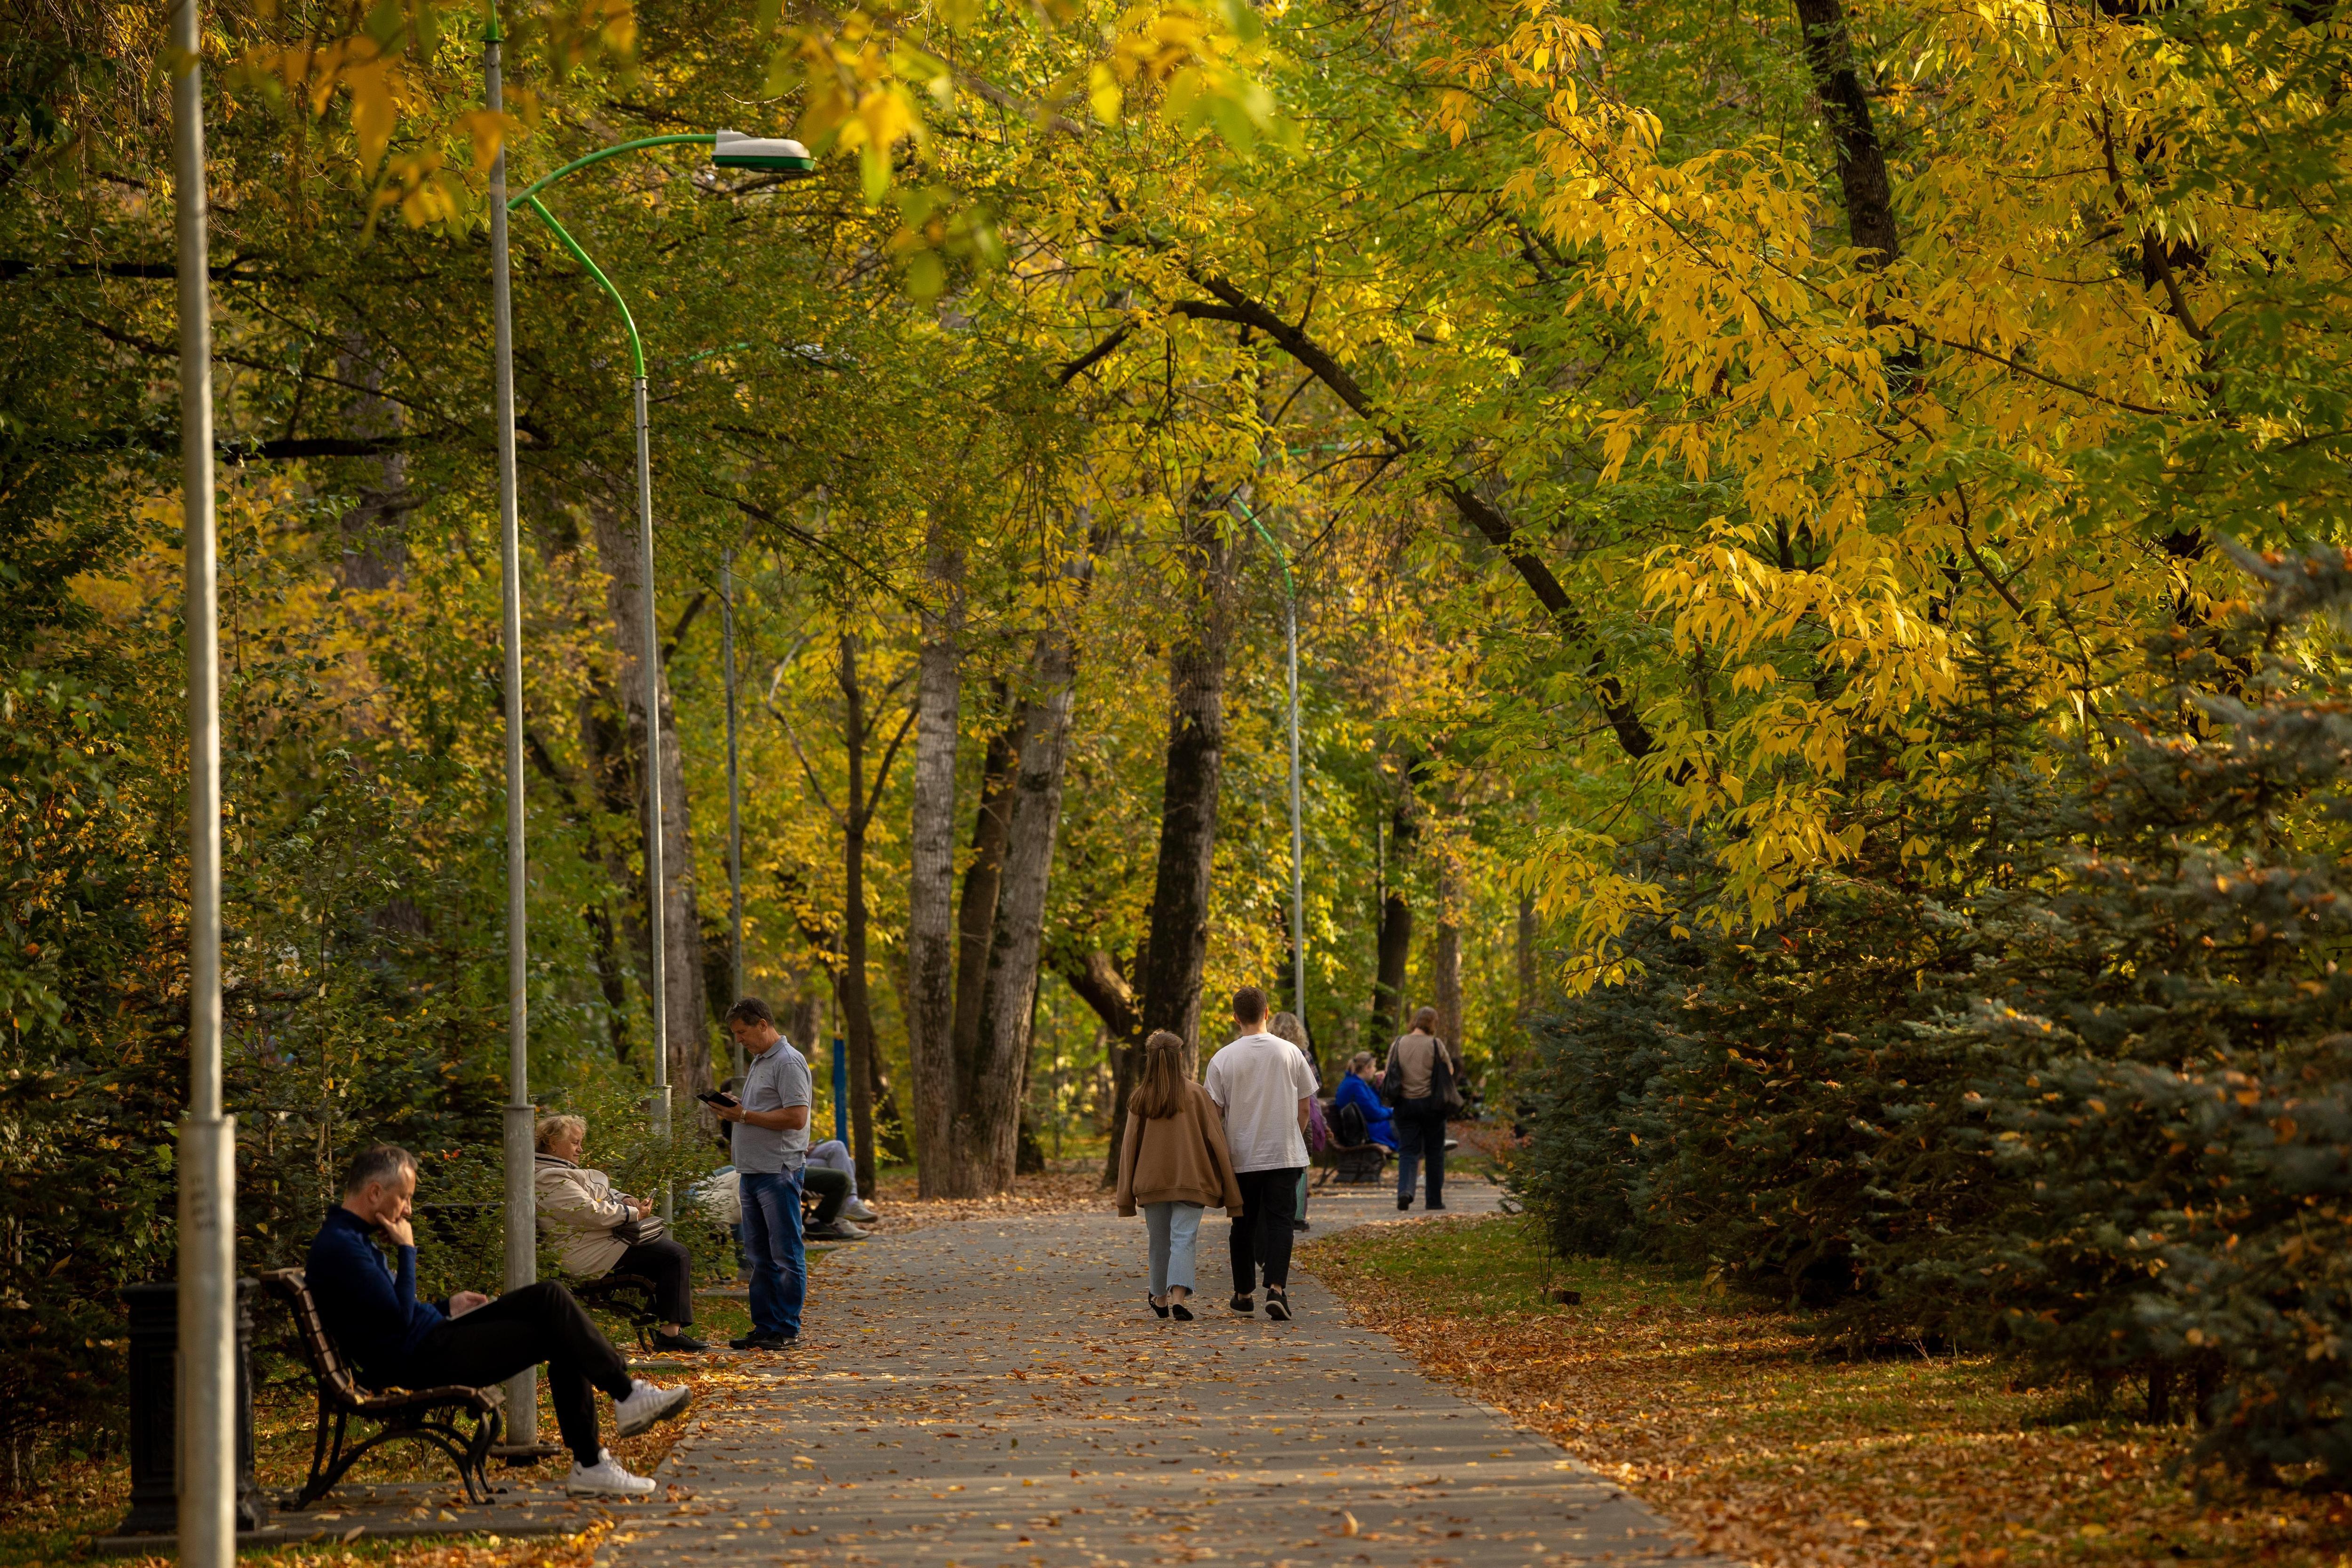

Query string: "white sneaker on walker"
[613, 1377, 692, 1437]
[843, 1197, 880, 1223]
[567, 1448, 657, 1496]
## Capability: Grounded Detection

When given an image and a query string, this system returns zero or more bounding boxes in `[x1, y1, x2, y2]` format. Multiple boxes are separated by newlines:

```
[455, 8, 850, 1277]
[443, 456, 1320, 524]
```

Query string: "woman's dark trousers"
[613, 1236, 695, 1327]
[1396, 1100, 1447, 1209]
[1228, 1167, 1304, 1293]
[390, 1281, 631, 1465]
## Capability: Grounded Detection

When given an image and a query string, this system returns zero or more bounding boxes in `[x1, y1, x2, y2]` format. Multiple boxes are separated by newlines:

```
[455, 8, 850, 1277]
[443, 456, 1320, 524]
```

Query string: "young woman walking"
[1114, 1029, 1246, 1319]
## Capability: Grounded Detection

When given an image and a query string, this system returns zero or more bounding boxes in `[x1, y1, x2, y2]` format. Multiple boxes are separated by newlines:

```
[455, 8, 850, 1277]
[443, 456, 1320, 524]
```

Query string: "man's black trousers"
[389, 1281, 630, 1465]
[1228, 1166, 1304, 1293]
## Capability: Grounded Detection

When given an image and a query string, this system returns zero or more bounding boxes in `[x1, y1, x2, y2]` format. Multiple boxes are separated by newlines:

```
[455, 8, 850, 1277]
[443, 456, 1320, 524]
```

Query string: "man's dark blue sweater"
[305, 1206, 445, 1382]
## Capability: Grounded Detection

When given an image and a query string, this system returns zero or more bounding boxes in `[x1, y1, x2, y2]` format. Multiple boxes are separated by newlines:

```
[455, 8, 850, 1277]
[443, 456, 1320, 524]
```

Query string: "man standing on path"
[1386, 1005, 1458, 1212]
[717, 998, 812, 1349]
[1202, 985, 1319, 1322]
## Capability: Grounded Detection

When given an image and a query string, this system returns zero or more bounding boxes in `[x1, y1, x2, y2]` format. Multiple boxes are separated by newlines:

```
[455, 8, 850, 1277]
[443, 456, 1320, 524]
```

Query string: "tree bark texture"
[905, 581, 962, 1194]
[838, 632, 881, 1198]
[951, 628, 1082, 1194]
[1433, 852, 1465, 1062]
[1059, 948, 1141, 1186]
[1370, 774, 1417, 1047]
[1791, 0, 1901, 264]
[1137, 507, 1238, 1072]
[335, 331, 408, 591]
[588, 488, 714, 1113]
[952, 698, 1019, 1069]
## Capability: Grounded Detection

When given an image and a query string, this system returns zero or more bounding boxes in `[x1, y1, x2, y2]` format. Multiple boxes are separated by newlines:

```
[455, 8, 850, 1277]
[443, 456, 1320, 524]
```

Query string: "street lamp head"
[713, 129, 815, 177]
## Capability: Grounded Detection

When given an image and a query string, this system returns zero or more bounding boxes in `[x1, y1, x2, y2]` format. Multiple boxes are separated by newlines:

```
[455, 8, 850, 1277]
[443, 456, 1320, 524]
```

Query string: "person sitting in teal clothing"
[1334, 1053, 1398, 1149]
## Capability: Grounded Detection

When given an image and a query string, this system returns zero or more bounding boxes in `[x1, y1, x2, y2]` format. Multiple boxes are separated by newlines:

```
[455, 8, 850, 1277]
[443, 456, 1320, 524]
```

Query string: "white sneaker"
[612, 1378, 692, 1438]
[843, 1197, 880, 1223]
[567, 1448, 657, 1496]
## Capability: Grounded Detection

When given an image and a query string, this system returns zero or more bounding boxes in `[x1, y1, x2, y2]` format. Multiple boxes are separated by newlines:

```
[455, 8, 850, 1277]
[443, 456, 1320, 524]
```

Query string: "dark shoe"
[1229, 1292, 1255, 1314]
[1171, 1299, 1194, 1321]
[1397, 1198, 1413, 1210]
[1148, 1292, 1170, 1320]
[729, 1329, 798, 1351]
[1426, 1203, 1448, 1212]
[1292, 1219, 1311, 1233]
[652, 1329, 710, 1353]
[1264, 1290, 1293, 1322]
[806, 1219, 869, 1241]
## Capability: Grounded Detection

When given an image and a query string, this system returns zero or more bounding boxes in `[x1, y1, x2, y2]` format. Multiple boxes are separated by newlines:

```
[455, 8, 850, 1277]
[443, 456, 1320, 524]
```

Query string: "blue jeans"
[1144, 1202, 1203, 1295]
[1396, 1102, 1446, 1208]
[740, 1168, 806, 1337]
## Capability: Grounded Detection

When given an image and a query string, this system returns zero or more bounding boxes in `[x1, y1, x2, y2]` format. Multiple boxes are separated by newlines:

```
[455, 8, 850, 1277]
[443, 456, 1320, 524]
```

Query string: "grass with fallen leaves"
[1305, 1213, 2352, 1567]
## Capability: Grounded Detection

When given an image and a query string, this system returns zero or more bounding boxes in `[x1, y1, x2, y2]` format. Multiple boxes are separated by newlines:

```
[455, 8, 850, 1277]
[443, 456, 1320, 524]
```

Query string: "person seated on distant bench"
[534, 1114, 709, 1352]
[1334, 1052, 1398, 1150]
[802, 1139, 876, 1240]
[306, 1142, 692, 1497]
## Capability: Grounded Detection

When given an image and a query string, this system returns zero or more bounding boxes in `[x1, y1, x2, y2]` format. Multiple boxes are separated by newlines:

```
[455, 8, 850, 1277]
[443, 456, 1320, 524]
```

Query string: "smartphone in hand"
[697, 1090, 741, 1109]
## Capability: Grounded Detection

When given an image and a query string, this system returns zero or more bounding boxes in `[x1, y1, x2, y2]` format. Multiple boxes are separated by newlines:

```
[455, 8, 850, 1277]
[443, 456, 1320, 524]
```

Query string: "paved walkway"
[604, 1174, 1721, 1567]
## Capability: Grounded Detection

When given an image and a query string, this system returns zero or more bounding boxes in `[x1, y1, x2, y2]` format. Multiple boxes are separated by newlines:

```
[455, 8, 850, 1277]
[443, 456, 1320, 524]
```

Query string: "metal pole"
[1285, 593, 1305, 1032]
[637, 376, 672, 1157]
[485, 18, 539, 1448]
[723, 550, 745, 1084]
[170, 0, 236, 1557]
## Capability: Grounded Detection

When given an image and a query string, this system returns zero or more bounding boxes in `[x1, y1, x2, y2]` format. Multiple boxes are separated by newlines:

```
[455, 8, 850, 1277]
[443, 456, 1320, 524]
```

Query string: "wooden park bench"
[566, 1269, 661, 1351]
[261, 1268, 503, 1508]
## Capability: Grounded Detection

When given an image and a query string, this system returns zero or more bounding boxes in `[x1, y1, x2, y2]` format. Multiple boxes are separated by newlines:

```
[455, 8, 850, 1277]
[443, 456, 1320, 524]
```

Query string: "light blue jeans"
[1144, 1202, 1204, 1295]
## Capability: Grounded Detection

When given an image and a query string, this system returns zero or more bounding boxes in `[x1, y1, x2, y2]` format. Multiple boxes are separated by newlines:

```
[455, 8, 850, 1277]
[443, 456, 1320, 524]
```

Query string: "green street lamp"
[482, 11, 812, 1446]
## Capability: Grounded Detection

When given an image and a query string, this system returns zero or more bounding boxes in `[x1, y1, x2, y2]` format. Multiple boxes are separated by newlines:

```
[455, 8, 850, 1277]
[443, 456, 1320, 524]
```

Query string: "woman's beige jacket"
[534, 1153, 635, 1276]
[1115, 1081, 1247, 1216]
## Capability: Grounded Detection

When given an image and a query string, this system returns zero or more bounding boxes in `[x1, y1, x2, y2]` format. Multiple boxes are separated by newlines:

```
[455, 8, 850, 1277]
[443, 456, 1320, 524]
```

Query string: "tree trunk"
[1137, 506, 1238, 1073]
[945, 703, 1019, 1183]
[1059, 948, 1140, 1186]
[335, 332, 408, 591]
[587, 491, 714, 1114]
[1433, 851, 1464, 1063]
[838, 632, 881, 1198]
[905, 579, 962, 1194]
[1370, 776, 1416, 1047]
[952, 631, 1081, 1194]
[1791, 0, 1901, 266]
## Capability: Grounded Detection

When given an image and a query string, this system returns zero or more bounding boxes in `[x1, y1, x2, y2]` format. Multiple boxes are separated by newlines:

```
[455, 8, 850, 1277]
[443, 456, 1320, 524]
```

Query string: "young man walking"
[716, 998, 813, 1349]
[1202, 985, 1320, 1321]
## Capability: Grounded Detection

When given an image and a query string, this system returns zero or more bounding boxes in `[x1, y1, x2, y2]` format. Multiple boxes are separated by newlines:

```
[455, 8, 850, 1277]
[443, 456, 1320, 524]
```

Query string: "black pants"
[613, 1237, 694, 1327]
[801, 1165, 849, 1226]
[1228, 1166, 1304, 1293]
[391, 1281, 631, 1465]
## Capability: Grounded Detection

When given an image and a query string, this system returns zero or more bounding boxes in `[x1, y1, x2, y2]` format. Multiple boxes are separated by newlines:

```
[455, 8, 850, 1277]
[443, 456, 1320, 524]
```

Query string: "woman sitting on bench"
[535, 1114, 708, 1352]
[1334, 1052, 1398, 1149]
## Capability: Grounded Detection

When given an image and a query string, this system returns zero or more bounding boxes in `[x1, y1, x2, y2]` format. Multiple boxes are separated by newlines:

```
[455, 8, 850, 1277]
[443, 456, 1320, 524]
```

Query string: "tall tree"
[905, 558, 962, 1193]
[1136, 503, 1239, 1067]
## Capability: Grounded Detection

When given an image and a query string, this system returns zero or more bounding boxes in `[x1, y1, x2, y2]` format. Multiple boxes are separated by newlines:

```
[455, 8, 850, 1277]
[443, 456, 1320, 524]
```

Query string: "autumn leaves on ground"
[1310, 1216, 2352, 1568]
[13, 1179, 2348, 1567]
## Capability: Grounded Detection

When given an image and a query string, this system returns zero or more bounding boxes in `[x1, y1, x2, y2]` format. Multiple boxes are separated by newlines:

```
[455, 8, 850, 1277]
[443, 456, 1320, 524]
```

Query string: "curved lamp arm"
[520, 194, 644, 379]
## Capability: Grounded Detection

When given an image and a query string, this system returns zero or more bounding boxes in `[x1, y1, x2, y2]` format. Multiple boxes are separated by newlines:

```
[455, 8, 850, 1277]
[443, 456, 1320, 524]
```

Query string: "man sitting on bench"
[306, 1143, 692, 1497]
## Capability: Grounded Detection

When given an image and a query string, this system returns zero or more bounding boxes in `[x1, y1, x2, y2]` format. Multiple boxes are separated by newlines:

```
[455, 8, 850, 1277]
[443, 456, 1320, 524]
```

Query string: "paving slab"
[94, 1480, 639, 1555]
[604, 1173, 1724, 1567]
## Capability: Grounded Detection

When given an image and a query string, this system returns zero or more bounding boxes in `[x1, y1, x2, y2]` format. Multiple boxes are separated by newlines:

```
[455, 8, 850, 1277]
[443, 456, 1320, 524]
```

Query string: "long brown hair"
[1130, 1029, 1191, 1120]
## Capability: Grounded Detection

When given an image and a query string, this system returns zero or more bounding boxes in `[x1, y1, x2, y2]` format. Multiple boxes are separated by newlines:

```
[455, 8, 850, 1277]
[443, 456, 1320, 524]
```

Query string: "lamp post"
[723, 550, 746, 1084]
[1231, 497, 1307, 1036]
[485, 102, 810, 1258]
[170, 0, 235, 1557]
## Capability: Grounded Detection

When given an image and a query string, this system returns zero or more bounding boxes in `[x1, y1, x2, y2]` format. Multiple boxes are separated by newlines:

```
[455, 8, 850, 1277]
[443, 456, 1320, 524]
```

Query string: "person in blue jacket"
[1334, 1051, 1398, 1149]
[306, 1143, 692, 1496]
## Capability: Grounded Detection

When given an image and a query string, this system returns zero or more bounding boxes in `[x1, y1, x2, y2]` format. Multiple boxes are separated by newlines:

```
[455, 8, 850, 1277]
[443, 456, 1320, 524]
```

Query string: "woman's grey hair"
[534, 1113, 588, 1154]
[1268, 1010, 1307, 1049]
[1351, 1051, 1376, 1073]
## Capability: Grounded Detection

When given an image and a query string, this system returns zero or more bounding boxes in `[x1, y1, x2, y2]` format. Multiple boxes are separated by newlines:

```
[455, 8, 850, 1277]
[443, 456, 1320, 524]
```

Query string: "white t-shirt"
[1202, 1032, 1320, 1174]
